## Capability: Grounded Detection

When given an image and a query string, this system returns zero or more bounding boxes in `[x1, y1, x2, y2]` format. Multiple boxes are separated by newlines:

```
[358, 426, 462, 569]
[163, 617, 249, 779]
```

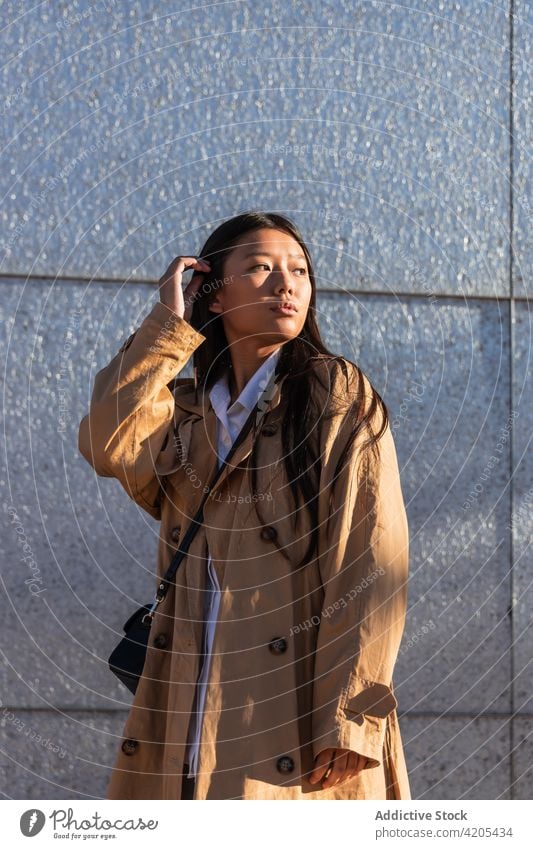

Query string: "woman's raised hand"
[157, 255, 211, 322]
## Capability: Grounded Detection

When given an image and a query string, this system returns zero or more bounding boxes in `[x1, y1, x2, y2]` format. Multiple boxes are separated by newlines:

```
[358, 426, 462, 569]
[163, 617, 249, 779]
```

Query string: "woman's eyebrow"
[241, 251, 307, 260]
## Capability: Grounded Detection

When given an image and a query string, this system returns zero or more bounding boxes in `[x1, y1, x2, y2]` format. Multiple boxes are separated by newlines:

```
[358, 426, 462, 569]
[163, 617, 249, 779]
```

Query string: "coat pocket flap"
[342, 677, 398, 719]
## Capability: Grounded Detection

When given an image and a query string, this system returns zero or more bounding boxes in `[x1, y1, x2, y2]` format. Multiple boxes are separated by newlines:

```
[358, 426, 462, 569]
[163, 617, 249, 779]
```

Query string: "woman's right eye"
[251, 264, 270, 270]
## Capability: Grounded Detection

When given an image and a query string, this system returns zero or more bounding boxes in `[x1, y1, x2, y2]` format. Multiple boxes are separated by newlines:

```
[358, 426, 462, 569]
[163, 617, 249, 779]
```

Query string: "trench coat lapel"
[170, 374, 287, 627]
[209, 372, 288, 497]
[171, 373, 288, 500]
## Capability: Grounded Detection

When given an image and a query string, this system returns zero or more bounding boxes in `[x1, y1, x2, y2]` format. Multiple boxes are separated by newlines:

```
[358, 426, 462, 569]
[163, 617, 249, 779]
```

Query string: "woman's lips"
[269, 303, 298, 315]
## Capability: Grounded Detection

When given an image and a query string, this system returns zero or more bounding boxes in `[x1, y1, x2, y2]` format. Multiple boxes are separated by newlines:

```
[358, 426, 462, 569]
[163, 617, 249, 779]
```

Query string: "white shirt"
[185, 347, 282, 778]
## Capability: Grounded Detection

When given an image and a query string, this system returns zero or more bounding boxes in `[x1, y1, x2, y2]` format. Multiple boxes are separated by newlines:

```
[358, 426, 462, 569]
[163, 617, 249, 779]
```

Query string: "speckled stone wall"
[0, 1, 530, 800]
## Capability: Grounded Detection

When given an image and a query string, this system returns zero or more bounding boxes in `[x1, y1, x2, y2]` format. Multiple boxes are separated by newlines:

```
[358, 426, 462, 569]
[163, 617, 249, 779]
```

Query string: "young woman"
[78, 210, 411, 800]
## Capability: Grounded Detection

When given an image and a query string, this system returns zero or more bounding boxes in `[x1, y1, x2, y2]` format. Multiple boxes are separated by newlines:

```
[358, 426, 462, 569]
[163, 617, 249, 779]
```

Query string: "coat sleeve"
[78, 300, 206, 520]
[311, 366, 409, 770]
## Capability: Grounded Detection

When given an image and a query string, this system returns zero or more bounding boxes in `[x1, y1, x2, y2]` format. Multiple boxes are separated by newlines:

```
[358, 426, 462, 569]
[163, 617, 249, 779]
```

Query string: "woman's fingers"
[321, 750, 349, 788]
[157, 255, 211, 319]
[182, 260, 212, 320]
[308, 748, 335, 785]
[309, 748, 369, 789]
[345, 750, 367, 781]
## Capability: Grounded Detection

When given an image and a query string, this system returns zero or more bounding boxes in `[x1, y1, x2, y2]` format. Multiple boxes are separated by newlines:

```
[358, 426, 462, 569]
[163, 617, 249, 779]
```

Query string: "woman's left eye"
[251, 264, 307, 274]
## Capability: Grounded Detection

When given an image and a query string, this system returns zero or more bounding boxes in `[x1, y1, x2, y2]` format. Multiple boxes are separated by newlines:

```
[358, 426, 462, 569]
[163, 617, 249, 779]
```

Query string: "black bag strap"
[142, 362, 281, 624]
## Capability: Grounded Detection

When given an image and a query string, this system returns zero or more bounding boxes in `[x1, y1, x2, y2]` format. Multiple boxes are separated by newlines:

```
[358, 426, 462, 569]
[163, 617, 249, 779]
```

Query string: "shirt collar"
[209, 347, 282, 417]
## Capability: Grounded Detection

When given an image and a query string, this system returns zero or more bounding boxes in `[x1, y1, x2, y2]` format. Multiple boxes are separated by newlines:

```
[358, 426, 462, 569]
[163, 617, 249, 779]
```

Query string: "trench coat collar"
[170, 370, 289, 497]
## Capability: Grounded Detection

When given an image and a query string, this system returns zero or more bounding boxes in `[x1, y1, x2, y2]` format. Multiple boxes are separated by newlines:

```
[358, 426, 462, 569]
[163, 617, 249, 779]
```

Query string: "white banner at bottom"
[3, 799, 531, 848]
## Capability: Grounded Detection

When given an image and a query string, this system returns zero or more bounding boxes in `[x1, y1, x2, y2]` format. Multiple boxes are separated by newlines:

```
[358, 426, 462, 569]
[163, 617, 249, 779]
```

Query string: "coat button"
[268, 637, 287, 655]
[276, 755, 294, 773]
[153, 633, 168, 649]
[121, 738, 138, 756]
[261, 424, 277, 436]
[260, 525, 277, 541]
[170, 526, 181, 543]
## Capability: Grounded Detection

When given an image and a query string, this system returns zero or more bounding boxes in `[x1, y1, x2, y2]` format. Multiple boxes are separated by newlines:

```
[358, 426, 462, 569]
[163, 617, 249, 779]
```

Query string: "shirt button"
[276, 755, 295, 774]
[260, 525, 277, 541]
[121, 738, 138, 756]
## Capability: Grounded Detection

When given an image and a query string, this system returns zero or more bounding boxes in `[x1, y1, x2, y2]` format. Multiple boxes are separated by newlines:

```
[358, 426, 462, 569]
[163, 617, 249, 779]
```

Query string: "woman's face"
[207, 228, 312, 346]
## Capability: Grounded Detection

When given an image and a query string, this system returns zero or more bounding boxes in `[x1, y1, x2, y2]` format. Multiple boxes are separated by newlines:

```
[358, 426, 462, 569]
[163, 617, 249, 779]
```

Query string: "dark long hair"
[188, 211, 389, 569]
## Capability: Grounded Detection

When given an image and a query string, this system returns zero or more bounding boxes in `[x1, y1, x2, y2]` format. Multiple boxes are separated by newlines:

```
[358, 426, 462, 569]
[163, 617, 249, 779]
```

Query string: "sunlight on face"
[208, 228, 313, 346]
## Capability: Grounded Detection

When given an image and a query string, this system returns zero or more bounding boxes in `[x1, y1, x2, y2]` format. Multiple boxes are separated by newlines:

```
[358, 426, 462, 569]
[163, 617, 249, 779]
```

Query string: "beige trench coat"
[78, 300, 411, 800]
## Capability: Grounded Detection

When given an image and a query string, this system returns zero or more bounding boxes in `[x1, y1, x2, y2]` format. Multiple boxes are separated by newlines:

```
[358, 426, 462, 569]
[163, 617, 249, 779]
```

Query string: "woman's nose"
[272, 271, 294, 291]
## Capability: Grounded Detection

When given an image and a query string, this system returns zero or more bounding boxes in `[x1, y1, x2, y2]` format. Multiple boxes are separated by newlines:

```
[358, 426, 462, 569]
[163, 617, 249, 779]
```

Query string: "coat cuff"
[312, 676, 398, 769]
[118, 300, 206, 359]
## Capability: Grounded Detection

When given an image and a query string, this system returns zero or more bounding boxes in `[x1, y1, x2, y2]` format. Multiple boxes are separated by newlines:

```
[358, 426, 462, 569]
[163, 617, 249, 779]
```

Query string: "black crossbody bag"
[108, 366, 280, 694]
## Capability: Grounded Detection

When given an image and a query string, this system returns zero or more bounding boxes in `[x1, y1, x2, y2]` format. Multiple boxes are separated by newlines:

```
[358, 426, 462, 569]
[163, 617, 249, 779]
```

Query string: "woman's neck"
[227, 345, 281, 403]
